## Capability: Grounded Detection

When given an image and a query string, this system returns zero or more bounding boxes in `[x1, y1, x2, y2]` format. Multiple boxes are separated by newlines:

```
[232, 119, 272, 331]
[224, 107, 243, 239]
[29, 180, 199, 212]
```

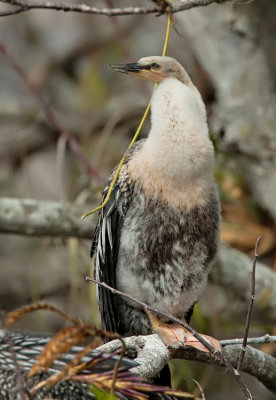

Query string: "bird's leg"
[147, 311, 186, 346]
[146, 311, 221, 352]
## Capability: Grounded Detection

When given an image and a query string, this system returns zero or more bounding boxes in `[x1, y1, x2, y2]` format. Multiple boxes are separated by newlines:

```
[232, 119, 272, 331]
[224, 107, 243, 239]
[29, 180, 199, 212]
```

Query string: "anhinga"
[91, 56, 220, 384]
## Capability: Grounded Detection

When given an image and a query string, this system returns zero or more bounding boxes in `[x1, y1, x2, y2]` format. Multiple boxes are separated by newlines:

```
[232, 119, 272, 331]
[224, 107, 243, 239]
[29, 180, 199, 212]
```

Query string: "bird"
[0, 331, 181, 399]
[0, 331, 137, 399]
[91, 56, 220, 382]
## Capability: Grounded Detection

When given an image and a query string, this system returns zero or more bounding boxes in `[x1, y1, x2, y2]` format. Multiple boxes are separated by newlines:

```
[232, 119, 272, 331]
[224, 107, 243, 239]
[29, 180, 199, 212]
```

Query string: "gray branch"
[220, 335, 276, 346]
[0, 0, 229, 17]
[98, 334, 276, 392]
[1, 330, 275, 398]
[0, 197, 95, 238]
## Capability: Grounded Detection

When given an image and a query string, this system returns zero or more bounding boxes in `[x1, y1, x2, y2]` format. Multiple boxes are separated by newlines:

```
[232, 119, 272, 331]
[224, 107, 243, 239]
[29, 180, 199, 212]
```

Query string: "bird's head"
[109, 56, 190, 84]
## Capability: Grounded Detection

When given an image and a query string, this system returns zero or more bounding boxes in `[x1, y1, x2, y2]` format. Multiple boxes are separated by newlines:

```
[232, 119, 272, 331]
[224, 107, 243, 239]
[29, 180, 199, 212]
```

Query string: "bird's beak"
[109, 63, 144, 74]
[109, 63, 163, 83]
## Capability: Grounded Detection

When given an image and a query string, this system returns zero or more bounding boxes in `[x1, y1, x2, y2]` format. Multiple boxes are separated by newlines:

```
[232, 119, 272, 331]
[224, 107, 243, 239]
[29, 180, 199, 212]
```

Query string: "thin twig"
[86, 277, 254, 400]
[0, 41, 103, 184]
[86, 277, 215, 353]
[0, 0, 230, 18]
[237, 236, 261, 371]
[220, 334, 276, 346]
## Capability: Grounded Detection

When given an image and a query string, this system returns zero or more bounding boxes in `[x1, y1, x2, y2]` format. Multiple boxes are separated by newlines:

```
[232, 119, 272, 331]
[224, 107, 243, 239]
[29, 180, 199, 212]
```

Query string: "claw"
[146, 311, 221, 353]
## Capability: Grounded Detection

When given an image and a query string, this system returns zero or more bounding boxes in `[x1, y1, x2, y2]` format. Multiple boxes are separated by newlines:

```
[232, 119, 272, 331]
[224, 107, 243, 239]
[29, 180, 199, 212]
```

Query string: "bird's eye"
[150, 62, 159, 69]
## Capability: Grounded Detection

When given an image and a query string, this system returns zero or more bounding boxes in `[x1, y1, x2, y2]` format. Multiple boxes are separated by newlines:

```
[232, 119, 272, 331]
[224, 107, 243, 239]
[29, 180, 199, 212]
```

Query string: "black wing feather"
[91, 183, 127, 333]
[91, 141, 144, 334]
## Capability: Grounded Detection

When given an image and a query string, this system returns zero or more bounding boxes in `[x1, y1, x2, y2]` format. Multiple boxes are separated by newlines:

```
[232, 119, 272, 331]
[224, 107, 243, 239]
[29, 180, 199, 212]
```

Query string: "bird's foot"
[146, 311, 221, 353]
[181, 331, 221, 353]
[158, 325, 221, 352]
[155, 323, 187, 348]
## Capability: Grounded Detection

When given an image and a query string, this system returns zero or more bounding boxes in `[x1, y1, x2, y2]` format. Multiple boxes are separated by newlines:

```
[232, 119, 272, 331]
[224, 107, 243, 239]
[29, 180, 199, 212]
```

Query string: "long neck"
[150, 77, 208, 137]
[128, 77, 216, 208]
[146, 78, 214, 182]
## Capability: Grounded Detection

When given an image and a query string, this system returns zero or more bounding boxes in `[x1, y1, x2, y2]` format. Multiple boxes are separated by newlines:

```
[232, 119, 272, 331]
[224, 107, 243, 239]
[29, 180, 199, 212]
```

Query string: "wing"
[1, 332, 138, 373]
[91, 181, 130, 333]
[91, 140, 144, 334]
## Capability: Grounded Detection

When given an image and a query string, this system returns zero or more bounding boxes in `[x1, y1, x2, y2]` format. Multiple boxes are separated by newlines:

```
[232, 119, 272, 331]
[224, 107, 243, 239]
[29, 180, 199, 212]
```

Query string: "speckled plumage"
[0, 332, 137, 399]
[91, 57, 220, 340]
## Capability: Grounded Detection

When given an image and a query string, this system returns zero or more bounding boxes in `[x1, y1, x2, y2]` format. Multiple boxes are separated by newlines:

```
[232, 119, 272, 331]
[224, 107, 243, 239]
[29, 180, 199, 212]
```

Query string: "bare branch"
[0, 197, 95, 238]
[87, 277, 254, 400]
[220, 334, 276, 346]
[98, 334, 276, 393]
[0, 0, 230, 18]
[1, 331, 275, 396]
[237, 236, 261, 371]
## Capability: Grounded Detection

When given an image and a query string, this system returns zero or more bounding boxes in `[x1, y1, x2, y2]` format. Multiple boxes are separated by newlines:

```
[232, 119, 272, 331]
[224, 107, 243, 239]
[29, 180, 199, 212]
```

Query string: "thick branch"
[0, 197, 95, 238]
[1, 331, 276, 397]
[98, 334, 276, 393]
[0, 0, 229, 17]
[87, 277, 255, 399]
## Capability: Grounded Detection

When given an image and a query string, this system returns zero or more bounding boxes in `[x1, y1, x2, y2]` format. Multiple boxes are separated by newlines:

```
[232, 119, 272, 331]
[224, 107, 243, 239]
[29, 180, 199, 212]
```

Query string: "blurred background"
[0, 0, 275, 399]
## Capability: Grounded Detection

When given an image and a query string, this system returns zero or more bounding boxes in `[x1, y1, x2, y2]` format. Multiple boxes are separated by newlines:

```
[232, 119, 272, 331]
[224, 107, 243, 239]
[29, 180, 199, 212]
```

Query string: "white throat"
[138, 77, 214, 186]
[150, 77, 208, 138]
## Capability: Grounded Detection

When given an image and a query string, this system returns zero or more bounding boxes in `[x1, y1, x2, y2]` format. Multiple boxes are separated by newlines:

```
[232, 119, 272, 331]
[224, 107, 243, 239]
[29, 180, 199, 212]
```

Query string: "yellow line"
[162, 4, 172, 57]
[82, 2, 172, 219]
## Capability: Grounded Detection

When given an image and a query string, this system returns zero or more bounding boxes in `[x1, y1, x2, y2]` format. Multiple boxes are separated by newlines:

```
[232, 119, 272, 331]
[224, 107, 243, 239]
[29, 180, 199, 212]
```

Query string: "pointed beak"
[108, 63, 143, 74]
[109, 62, 164, 83]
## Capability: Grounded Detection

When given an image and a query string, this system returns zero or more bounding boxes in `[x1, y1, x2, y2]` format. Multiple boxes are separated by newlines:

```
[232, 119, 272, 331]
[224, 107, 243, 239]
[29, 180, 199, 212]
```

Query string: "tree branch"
[237, 236, 261, 371]
[220, 335, 276, 346]
[1, 330, 276, 397]
[98, 334, 276, 393]
[0, 197, 95, 238]
[0, 0, 229, 18]
[87, 277, 254, 399]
